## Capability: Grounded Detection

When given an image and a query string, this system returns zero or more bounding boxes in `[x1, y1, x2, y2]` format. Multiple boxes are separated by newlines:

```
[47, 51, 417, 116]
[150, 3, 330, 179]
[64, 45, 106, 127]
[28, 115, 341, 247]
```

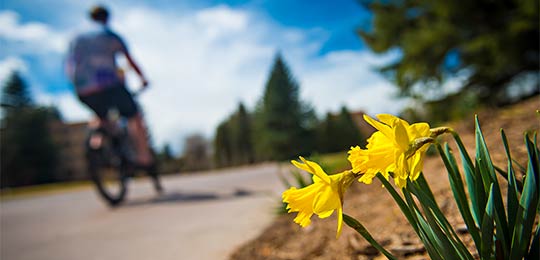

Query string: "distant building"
[49, 121, 88, 181]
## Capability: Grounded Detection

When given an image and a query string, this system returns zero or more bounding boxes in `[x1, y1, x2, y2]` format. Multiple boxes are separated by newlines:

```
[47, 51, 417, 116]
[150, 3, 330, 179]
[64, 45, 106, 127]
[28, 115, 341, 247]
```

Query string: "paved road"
[0, 163, 287, 260]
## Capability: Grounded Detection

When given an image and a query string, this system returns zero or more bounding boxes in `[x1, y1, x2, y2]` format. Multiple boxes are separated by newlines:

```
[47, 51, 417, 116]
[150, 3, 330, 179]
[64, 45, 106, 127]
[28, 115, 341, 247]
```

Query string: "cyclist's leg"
[128, 114, 153, 165]
[79, 91, 111, 148]
[79, 91, 109, 119]
[113, 86, 154, 166]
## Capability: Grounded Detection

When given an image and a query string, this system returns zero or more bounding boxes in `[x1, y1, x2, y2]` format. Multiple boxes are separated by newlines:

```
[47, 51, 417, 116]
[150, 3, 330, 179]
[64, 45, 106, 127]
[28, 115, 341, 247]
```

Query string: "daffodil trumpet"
[282, 156, 357, 238]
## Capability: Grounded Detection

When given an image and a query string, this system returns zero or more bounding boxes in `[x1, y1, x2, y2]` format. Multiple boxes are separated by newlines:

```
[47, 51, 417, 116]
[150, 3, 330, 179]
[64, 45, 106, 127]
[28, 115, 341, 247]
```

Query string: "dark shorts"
[79, 86, 139, 119]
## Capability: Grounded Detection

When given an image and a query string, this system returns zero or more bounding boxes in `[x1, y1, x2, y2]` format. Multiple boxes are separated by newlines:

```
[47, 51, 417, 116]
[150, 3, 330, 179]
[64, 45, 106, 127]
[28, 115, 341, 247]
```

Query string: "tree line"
[1, 72, 62, 188]
[213, 54, 366, 168]
[3, 0, 536, 183]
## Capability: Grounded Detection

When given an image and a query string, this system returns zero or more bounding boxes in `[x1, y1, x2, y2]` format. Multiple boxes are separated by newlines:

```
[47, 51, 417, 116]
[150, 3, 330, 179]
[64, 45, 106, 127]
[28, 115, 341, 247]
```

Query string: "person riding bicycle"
[66, 5, 153, 166]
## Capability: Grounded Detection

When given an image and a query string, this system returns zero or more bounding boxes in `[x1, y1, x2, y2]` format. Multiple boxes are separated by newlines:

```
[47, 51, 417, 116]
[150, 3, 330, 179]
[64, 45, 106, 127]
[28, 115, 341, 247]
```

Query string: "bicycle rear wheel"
[87, 137, 129, 207]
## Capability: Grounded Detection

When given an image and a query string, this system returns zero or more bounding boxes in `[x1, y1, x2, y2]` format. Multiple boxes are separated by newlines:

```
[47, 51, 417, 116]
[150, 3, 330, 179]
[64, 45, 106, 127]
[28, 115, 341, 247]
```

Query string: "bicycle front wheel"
[87, 147, 129, 207]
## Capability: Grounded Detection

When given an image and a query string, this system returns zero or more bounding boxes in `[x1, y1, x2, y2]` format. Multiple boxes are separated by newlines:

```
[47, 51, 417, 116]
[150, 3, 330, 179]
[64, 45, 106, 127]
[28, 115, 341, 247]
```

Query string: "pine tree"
[317, 112, 339, 153]
[230, 103, 254, 165]
[1, 71, 33, 109]
[358, 0, 539, 105]
[335, 106, 364, 150]
[214, 121, 233, 167]
[253, 53, 316, 161]
[1, 71, 60, 187]
[213, 102, 255, 168]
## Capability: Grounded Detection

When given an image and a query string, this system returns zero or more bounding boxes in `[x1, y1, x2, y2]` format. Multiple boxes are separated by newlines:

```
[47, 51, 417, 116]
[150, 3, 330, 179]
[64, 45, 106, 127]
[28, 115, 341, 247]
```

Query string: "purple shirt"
[67, 25, 127, 96]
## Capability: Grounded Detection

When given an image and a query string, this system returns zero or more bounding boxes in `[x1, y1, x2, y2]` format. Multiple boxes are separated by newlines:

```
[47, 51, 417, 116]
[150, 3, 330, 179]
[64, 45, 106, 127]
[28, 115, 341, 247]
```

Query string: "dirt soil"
[230, 97, 539, 260]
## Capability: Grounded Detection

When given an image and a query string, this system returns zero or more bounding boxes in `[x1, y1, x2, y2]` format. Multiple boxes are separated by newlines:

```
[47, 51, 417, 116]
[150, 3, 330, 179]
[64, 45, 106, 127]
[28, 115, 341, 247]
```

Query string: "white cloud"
[298, 50, 405, 116]
[4, 5, 408, 153]
[110, 5, 280, 150]
[195, 4, 249, 40]
[0, 56, 28, 84]
[0, 10, 69, 54]
[94, 5, 407, 150]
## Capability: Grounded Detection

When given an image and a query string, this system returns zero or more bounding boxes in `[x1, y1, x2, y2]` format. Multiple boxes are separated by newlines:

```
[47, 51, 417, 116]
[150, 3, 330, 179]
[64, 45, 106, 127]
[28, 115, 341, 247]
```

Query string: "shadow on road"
[122, 188, 259, 207]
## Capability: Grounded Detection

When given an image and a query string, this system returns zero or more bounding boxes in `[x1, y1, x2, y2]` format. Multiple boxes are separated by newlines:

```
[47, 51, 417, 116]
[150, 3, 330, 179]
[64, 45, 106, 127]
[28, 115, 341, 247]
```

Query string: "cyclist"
[66, 5, 153, 166]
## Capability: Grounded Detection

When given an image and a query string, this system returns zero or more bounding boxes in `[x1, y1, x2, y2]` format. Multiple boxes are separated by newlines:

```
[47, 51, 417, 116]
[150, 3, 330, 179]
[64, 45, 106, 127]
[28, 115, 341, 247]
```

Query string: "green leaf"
[409, 179, 474, 260]
[415, 173, 437, 202]
[401, 188, 444, 259]
[501, 130, 519, 240]
[437, 143, 481, 250]
[452, 131, 485, 225]
[413, 210, 445, 260]
[475, 117, 510, 256]
[510, 134, 539, 259]
[343, 214, 398, 260]
[527, 133, 539, 191]
[480, 184, 495, 260]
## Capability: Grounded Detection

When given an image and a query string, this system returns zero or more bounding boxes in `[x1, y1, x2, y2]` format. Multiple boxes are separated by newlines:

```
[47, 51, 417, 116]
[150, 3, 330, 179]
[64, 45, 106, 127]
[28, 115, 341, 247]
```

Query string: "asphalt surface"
[0, 163, 287, 260]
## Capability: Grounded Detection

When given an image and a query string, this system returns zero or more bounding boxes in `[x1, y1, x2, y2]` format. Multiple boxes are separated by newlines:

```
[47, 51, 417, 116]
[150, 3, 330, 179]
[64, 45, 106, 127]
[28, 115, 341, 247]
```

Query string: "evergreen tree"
[335, 106, 364, 150]
[358, 0, 539, 105]
[214, 121, 233, 167]
[230, 103, 254, 165]
[1, 71, 33, 109]
[317, 112, 339, 153]
[253, 53, 316, 161]
[316, 107, 364, 153]
[213, 102, 255, 168]
[1, 71, 60, 187]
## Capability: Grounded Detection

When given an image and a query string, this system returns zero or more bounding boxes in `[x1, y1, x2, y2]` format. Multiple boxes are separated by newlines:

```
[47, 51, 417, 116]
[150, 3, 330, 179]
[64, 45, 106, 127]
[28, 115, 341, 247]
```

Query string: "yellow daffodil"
[348, 114, 432, 188]
[282, 157, 355, 238]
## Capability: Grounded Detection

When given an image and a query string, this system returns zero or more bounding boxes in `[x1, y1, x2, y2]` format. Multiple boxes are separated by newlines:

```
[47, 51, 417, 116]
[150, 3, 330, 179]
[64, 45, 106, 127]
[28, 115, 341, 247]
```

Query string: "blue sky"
[1, 0, 406, 152]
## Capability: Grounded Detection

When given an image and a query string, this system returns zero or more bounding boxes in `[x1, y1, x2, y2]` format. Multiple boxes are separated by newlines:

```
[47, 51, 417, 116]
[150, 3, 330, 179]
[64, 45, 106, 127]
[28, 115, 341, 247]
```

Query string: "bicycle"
[85, 89, 163, 207]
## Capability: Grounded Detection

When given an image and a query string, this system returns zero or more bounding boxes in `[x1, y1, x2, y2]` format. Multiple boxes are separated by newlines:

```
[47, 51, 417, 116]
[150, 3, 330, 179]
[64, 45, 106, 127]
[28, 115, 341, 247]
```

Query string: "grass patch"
[0, 180, 94, 201]
[311, 151, 350, 173]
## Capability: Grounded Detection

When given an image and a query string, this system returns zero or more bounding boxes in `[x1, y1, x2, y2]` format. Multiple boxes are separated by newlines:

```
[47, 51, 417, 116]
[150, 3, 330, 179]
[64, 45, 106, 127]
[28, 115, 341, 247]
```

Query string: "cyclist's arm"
[124, 51, 148, 87]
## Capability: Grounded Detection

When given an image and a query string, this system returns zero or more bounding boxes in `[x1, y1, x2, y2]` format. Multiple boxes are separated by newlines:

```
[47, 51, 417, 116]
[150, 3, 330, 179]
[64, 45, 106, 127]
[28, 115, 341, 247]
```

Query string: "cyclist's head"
[89, 5, 109, 24]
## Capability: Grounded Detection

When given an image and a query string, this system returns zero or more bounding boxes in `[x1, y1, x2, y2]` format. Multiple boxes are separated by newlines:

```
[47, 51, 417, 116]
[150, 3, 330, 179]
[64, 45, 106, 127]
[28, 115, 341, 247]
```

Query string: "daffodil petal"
[312, 185, 340, 214]
[393, 120, 410, 151]
[317, 209, 334, 218]
[291, 159, 312, 174]
[299, 157, 332, 184]
[409, 153, 425, 181]
[408, 122, 430, 137]
[293, 211, 313, 227]
[376, 114, 401, 126]
[363, 114, 394, 140]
